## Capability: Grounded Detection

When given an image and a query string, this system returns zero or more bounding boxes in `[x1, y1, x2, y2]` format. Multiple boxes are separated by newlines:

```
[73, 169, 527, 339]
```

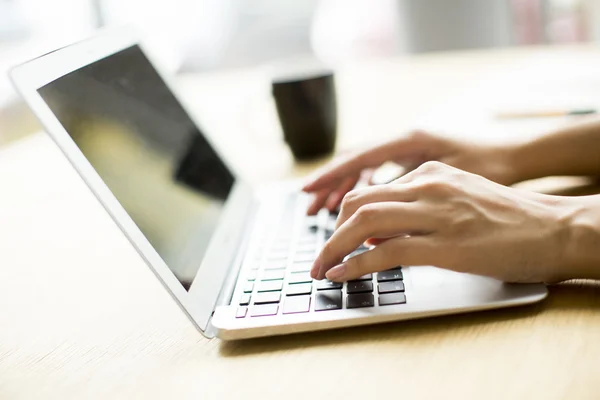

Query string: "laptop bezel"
[9, 27, 255, 336]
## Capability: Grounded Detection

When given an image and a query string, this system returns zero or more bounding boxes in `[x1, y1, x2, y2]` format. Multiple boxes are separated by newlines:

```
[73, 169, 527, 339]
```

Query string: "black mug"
[272, 71, 337, 160]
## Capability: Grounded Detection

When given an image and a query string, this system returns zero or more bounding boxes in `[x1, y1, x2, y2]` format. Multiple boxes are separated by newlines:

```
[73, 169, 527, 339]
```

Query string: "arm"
[506, 118, 600, 183]
[563, 194, 600, 281]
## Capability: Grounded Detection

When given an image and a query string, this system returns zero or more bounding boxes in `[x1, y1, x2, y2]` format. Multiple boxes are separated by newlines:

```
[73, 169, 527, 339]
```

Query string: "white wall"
[396, 0, 513, 53]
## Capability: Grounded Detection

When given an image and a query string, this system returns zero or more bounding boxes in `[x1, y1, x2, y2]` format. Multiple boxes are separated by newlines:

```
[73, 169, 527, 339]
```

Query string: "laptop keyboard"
[233, 194, 406, 318]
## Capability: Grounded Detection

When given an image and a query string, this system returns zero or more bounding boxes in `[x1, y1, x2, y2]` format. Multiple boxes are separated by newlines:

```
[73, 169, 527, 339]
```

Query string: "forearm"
[507, 118, 600, 183]
[560, 194, 600, 281]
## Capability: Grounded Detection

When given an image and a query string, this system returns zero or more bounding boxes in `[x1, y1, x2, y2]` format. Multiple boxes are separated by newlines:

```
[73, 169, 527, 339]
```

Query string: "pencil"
[495, 108, 597, 119]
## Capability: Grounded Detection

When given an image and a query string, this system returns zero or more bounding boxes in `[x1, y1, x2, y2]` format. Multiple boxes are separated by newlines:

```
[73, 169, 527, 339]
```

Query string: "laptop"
[9, 28, 548, 340]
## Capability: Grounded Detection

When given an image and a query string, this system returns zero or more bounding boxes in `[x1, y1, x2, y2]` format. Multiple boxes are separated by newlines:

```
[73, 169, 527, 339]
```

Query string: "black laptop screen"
[38, 45, 235, 290]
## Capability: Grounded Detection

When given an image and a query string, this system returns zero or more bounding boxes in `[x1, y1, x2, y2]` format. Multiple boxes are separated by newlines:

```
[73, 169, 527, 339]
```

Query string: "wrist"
[486, 141, 528, 186]
[557, 196, 600, 281]
[501, 138, 546, 185]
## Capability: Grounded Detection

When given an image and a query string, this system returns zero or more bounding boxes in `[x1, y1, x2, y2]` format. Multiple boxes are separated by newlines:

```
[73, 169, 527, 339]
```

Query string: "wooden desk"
[2, 45, 600, 400]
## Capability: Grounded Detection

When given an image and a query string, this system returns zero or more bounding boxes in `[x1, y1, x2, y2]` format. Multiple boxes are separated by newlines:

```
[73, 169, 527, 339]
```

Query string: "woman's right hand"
[302, 130, 517, 215]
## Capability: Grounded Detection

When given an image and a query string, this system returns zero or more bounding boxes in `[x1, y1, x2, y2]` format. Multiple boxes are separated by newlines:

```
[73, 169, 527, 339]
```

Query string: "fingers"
[306, 176, 359, 215]
[335, 184, 419, 229]
[362, 169, 375, 185]
[303, 130, 446, 193]
[302, 155, 357, 193]
[312, 202, 437, 279]
[302, 142, 400, 192]
[306, 189, 330, 216]
[325, 235, 439, 281]
[324, 176, 359, 212]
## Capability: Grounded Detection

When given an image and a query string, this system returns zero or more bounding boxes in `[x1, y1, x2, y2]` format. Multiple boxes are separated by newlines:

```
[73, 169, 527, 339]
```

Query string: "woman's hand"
[311, 161, 580, 284]
[303, 130, 517, 215]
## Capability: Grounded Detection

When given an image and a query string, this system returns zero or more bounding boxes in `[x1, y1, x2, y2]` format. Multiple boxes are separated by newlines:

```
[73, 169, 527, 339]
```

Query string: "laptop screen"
[37, 45, 235, 290]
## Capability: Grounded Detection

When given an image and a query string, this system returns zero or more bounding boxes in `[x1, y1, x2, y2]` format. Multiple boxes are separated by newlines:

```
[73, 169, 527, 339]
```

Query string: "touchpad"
[409, 266, 474, 288]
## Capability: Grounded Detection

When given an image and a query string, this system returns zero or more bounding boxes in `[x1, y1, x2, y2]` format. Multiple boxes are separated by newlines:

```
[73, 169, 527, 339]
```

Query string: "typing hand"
[310, 162, 576, 284]
[302, 130, 517, 215]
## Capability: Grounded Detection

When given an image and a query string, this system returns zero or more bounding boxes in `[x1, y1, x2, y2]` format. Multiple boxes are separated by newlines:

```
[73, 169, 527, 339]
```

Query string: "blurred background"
[2, 0, 600, 146]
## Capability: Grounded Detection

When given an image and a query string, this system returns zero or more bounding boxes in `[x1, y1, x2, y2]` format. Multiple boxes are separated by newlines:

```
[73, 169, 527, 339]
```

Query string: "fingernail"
[326, 264, 346, 281]
[310, 259, 321, 279]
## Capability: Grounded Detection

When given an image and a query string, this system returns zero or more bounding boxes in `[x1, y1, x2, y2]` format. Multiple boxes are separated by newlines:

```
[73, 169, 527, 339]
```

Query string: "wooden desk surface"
[2, 45, 600, 400]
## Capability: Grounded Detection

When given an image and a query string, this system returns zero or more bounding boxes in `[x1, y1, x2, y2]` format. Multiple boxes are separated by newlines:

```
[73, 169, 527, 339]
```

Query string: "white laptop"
[10, 28, 547, 340]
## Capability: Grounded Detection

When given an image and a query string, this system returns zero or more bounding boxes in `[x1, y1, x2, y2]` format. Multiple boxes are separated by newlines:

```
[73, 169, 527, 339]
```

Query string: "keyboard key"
[275, 240, 292, 249]
[300, 226, 317, 235]
[257, 280, 283, 292]
[286, 283, 312, 296]
[283, 295, 311, 314]
[254, 292, 281, 304]
[356, 247, 369, 255]
[246, 271, 257, 281]
[297, 235, 318, 245]
[344, 248, 370, 262]
[239, 293, 251, 306]
[347, 293, 375, 309]
[262, 269, 285, 281]
[289, 271, 312, 284]
[251, 304, 279, 317]
[290, 262, 312, 272]
[264, 261, 287, 270]
[267, 251, 289, 261]
[282, 193, 296, 212]
[236, 306, 248, 318]
[379, 293, 407, 306]
[243, 282, 254, 293]
[315, 290, 343, 311]
[295, 243, 317, 254]
[347, 281, 373, 294]
[316, 280, 343, 290]
[349, 274, 372, 282]
[294, 253, 315, 263]
[304, 215, 318, 228]
[377, 269, 403, 282]
[270, 244, 289, 253]
[276, 234, 292, 243]
[378, 281, 405, 293]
